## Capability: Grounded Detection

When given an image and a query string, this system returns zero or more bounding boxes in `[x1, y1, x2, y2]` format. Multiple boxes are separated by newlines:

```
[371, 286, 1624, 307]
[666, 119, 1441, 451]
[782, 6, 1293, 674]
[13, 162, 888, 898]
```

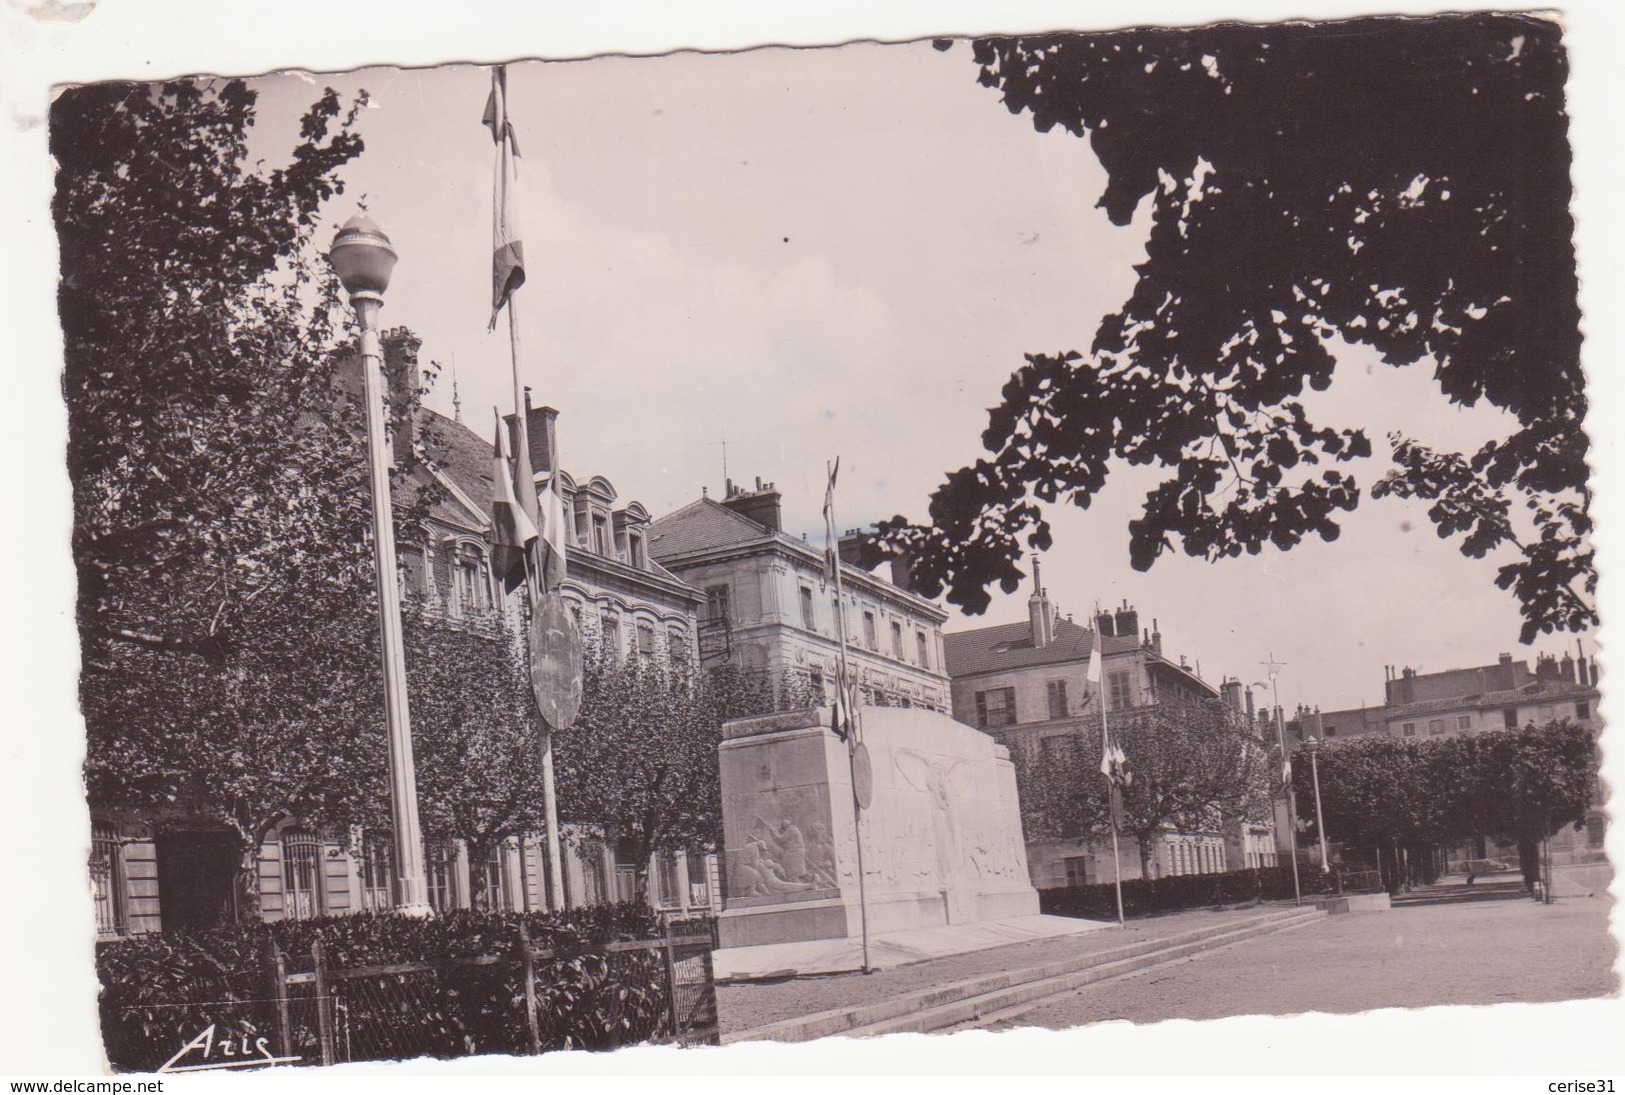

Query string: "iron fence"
[274, 925, 718, 1065]
[104, 923, 717, 1072]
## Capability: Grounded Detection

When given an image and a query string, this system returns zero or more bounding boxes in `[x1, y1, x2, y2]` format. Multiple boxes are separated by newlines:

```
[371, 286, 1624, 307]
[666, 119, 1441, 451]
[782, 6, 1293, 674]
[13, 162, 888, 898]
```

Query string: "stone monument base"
[716, 706, 1039, 950]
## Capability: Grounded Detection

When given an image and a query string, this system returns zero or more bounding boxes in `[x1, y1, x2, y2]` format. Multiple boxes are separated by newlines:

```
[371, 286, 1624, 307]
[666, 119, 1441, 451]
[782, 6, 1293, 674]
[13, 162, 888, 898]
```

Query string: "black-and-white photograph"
[4, 0, 1622, 1082]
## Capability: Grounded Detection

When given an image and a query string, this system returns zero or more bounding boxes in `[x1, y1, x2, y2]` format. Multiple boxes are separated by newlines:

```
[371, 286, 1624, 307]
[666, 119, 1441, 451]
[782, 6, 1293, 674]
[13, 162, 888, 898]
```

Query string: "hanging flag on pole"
[822, 457, 842, 583]
[1089, 617, 1128, 927]
[484, 65, 526, 330]
[1094, 628, 1130, 786]
[1281, 728, 1293, 788]
[537, 470, 568, 594]
[490, 408, 539, 585]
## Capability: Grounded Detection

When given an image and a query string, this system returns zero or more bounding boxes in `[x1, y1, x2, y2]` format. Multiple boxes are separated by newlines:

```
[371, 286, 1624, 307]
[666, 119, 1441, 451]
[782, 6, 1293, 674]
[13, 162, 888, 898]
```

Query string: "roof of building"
[418, 411, 499, 529]
[646, 496, 774, 558]
[647, 495, 946, 618]
[943, 616, 1144, 677]
[1383, 677, 1599, 721]
[416, 409, 692, 589]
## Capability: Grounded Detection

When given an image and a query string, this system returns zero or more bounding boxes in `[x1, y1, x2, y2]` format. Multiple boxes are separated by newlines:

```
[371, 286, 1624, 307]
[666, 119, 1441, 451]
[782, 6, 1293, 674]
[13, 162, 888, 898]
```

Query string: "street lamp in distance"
[1301, 724, 1332, 876]
[330, 213, 432, 916]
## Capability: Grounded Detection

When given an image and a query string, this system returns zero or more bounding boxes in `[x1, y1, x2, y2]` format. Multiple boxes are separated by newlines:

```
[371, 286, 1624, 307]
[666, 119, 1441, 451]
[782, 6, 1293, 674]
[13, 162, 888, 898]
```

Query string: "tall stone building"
[943, 583, 1276, 890]
[647, 477, 952, 714]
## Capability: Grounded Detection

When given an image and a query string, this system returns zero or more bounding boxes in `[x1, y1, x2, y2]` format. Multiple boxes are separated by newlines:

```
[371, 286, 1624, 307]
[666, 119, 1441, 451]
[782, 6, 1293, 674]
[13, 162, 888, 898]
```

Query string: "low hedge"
[96, 902, 707, 1072]
[1039, 865, 1333, 920]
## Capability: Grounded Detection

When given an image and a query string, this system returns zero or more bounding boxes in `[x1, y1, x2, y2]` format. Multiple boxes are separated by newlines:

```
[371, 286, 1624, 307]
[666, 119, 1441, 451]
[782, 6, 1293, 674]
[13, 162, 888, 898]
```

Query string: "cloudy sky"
[247, 38, 1554, 713]
[6, 0, 1623, 1078]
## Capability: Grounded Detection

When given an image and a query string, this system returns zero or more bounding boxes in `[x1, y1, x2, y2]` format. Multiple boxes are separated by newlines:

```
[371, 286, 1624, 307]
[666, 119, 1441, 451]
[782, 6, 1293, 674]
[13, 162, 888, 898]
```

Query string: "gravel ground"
[717, 904, 1304, 1035]
[986, 889, 1617, 1031]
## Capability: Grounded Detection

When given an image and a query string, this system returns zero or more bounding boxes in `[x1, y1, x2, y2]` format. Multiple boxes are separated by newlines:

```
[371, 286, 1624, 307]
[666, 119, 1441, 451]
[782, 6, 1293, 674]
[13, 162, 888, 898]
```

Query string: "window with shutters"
[636, 622, 656, 665]
[975, 687, 1016, 729]
[1402, 722, 1416, 737]
[704, 584, 731, 623]
[1047, 680, 1069, 719]
[800, 586, 816, 630]
[1107, 671, 1134, 711]
[1429, 719, 1445, 735]
[1457, 714, 1473, 731]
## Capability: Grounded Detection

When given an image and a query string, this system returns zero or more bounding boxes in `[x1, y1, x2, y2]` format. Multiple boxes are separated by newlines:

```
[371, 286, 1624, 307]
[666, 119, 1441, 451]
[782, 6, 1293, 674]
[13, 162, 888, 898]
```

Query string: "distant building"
[1298, 646, 1605, 868]
[647, 477, 952, 714]
[88, 335, 717, 938]
[942, 583, 1275, 889]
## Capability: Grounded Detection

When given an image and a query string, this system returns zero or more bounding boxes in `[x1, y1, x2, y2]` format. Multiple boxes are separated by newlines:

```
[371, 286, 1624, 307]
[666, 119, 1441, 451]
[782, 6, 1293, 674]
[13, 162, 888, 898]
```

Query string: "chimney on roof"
[1536, 653, 1558, 682]
[1095, 611, 1115, 639]
[1150, 618, 1162, 654]
[1559, 651, 1576, 683]
[504, 396, 560, 488]
[720, 475, 782, 532]
[1220, 678, 1244, 713]
[1029, 557, 1055, 648]
[1576, 638, 1589, 687]
[1499, 652, 1513, 665]
[1114, 603, 1139, 643]
[1245, 684, 1257, 724]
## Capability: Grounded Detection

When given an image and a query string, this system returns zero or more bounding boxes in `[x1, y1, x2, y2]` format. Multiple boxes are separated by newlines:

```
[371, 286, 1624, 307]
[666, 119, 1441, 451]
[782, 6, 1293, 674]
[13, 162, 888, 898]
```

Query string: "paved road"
[982, 888, 1616, 1031]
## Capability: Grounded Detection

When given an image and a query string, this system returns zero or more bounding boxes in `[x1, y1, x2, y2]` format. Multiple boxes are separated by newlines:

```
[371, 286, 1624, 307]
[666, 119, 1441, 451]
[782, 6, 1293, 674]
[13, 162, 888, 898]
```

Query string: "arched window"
[281, 828, 324, 920]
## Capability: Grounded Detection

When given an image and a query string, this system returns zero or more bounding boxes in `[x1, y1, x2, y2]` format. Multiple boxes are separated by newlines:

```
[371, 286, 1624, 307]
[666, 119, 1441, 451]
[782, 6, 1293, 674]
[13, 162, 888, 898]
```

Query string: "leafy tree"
[552, 653, 814, 900]
[1003, 695, 1273, 876]
[57, 78, 388, 914]
[889, 15, 1586, 642]
[1295, 721, 1598, 884]
[404, 604, 548, 859]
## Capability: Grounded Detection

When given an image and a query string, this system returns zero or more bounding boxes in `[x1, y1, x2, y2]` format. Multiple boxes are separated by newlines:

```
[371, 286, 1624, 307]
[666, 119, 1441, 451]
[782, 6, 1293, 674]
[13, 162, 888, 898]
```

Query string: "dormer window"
[592, 514, 610, 556]
[628, 531, 646, 569]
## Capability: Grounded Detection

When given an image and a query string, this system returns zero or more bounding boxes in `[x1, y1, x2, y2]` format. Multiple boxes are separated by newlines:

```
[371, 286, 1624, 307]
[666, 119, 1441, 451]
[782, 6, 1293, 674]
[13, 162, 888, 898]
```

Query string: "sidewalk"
[716, 902, 1306, 1035]
[713, 914, 1111, 981]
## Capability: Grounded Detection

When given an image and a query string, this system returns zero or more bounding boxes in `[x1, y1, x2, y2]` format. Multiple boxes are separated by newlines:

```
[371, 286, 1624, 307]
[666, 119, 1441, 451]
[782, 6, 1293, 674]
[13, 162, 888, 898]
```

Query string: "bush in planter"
[95, 901, 700, 1071]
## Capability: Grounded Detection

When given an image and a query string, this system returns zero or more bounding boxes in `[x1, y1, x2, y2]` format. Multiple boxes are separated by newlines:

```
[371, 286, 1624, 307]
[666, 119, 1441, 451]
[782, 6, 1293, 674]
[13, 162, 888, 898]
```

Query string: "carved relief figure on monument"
[728, 817, 816, 898]
[804, 822, 838, 888]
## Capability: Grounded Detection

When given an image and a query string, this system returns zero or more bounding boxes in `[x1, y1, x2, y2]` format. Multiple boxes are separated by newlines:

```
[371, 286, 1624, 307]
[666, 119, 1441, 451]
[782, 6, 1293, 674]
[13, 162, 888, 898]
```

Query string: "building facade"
[943, 588, 1275, 890]
[647, 477, 952, 714]
[89, 335, 717, 938]
[1299, 646, 1606, 869]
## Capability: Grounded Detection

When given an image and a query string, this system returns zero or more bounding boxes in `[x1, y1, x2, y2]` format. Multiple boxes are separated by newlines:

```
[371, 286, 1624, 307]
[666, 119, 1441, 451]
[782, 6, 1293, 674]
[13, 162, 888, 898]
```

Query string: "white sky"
[4, 0, 1623, 1080]
[249, 39, 1555, 713]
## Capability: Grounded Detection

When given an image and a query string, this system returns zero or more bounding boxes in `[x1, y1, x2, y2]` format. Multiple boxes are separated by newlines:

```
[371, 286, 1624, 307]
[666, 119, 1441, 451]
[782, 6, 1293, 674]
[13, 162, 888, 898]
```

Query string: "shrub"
[95, 902, 708, 1072]
[1038, 865, 1333, 920]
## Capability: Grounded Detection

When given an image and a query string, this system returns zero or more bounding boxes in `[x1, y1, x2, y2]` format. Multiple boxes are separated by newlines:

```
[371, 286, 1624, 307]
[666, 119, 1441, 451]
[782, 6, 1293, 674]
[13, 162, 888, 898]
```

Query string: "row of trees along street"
[56, 77, 794, 920]
[1004, 695, 1276, 878]
[1290, 721, 1600, 886]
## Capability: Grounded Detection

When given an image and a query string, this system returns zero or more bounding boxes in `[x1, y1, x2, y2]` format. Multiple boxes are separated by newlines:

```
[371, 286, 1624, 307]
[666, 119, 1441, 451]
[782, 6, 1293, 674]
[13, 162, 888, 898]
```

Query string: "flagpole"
[825, 460, 872, 974]
[1103, 684, 1125, 929]
[506, 298, 568, 913]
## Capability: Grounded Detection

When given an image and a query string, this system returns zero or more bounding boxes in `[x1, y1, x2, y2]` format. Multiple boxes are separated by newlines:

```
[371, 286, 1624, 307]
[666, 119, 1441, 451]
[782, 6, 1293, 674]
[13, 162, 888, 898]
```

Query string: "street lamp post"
[1256, 661, 1301, 906]
[330, 214, 432, 916]
[1302, 732, 1331, 874]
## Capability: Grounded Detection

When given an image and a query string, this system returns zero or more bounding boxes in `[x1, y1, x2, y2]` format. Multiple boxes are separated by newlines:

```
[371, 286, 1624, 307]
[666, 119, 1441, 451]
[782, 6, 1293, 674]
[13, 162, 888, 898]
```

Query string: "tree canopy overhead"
[892, 15, 1587, 642]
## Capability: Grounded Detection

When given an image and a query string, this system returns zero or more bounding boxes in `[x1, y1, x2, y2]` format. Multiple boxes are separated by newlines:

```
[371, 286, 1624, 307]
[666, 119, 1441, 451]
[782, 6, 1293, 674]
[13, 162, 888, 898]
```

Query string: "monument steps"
[725, 907, 1327, 1044]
